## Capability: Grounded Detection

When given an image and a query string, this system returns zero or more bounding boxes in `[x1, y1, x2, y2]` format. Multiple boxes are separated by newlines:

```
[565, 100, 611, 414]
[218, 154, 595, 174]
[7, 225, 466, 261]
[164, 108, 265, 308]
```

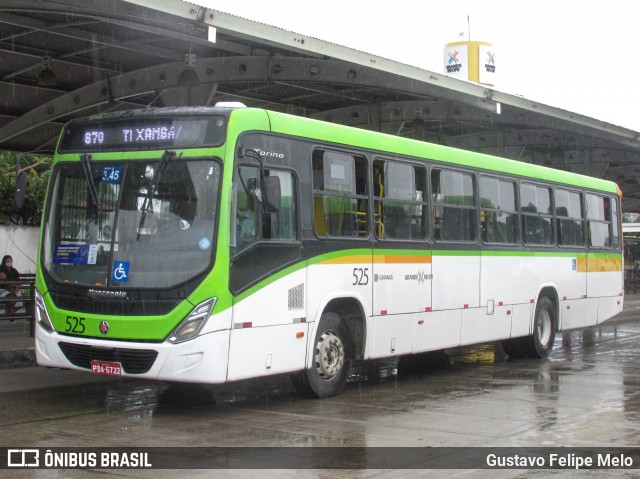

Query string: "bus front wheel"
[290, 312, 352, 399]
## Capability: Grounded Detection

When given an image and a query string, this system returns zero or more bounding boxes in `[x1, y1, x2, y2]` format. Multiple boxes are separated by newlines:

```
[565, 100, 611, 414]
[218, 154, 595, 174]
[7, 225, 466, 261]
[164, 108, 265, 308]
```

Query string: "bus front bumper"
[35, 326, 231, 384]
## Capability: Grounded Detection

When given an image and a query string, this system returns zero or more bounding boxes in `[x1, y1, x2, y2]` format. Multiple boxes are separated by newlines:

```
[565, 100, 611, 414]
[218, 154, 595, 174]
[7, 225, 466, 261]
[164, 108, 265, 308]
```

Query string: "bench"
[0, 273, 36, 336]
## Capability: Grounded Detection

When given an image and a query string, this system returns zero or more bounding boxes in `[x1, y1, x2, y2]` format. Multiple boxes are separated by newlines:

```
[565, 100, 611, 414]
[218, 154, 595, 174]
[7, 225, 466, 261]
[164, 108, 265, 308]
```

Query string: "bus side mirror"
[14, 171, 27, 210]
[262, 176, 281, 213]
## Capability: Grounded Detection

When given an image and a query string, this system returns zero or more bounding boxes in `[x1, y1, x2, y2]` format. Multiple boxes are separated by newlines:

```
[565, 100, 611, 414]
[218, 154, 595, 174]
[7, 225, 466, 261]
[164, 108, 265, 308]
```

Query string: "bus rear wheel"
[290, 312, 352, 399]
[522, 296, 556, 359]
[502, 297, 556, 359]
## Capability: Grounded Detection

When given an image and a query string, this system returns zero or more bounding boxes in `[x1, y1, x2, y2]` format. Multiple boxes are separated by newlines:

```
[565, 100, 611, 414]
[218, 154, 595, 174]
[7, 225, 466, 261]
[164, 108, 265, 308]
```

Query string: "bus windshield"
[43, 155, 220, 289]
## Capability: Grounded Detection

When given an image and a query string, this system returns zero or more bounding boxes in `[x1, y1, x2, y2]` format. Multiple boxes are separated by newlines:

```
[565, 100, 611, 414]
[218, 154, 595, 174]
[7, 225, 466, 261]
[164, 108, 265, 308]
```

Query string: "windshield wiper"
[137, 150, 176, 240]
[80, 153, 100, 207]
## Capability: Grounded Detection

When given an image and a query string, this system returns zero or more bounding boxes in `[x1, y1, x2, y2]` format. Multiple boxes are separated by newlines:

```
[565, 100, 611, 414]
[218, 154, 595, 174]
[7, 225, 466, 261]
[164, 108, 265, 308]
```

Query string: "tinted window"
[555, 188, 585, 247]
[480, 176, 517, 244]
[373, 159, 428, 240]
[586, 194, 611, 248]
[521, 183, 553, 245]
[611, 196, 621, 249]
[232, 167, 297, 253]
[432, 169, 477, 242]
[313, 150, 368, 238]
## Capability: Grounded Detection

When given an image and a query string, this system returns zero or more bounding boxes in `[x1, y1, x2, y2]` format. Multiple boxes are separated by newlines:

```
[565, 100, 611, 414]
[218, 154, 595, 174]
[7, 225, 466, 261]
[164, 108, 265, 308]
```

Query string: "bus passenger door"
[370, 160, 431, 358]
[228, 167, 306, 381]
[371, 248, 432, 358]
[372, 252, 432, 316]
[427, 168, 480, 349]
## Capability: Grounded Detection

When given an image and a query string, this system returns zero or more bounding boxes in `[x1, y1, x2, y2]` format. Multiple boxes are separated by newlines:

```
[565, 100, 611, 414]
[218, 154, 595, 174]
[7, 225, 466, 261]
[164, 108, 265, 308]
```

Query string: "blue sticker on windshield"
[198, 237, 211, 251]
[112, 261, 130, 282]
[54, 244, 88, 264]
[101, 166, 122, 183]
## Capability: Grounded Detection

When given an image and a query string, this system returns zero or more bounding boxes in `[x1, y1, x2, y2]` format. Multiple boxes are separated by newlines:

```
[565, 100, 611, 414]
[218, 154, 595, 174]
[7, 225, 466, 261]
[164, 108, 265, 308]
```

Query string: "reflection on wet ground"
[4, 319, 640, 415]
[2, 316, 640, 479]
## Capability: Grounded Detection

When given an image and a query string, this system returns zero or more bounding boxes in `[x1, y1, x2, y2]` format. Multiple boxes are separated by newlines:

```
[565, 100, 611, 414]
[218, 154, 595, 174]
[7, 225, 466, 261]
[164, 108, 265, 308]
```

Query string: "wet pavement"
[1, 301, 640, 478]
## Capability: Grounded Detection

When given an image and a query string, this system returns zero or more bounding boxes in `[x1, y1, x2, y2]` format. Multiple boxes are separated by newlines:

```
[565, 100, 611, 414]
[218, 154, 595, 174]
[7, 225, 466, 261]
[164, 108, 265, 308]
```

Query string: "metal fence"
[0, 274, 35, 336]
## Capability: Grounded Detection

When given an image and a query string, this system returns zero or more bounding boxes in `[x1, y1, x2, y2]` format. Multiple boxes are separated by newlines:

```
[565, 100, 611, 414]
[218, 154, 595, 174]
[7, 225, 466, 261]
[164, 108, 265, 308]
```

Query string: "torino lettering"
[253, 148, 284, 159]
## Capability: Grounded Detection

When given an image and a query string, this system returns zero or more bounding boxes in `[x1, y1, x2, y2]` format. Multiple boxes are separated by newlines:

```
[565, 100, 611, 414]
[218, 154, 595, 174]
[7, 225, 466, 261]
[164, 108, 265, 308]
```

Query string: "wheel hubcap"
[315, 330, 345, 381]
[537, 309, 552, 346]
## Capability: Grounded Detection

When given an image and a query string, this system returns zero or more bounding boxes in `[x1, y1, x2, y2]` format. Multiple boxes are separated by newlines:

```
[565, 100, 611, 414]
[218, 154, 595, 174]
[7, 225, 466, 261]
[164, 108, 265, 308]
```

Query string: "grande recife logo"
[446, 50, 462, 73]
[485, 50, 496, 73]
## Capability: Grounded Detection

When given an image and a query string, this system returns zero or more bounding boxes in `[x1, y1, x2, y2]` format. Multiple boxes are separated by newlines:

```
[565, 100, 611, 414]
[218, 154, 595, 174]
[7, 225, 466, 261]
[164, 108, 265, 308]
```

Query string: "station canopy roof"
[2, 0, 640, 211]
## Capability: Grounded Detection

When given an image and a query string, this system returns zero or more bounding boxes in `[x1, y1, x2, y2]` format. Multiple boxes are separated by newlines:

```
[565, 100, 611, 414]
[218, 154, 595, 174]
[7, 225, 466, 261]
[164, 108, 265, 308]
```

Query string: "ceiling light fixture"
[178, 53, 200, 87]
[37, 56, 57, 87]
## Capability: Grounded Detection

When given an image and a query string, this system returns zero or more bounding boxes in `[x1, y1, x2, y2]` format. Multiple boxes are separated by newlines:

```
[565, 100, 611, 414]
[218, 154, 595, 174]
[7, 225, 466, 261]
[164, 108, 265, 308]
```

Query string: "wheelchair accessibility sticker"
[112, 261, 130, 283]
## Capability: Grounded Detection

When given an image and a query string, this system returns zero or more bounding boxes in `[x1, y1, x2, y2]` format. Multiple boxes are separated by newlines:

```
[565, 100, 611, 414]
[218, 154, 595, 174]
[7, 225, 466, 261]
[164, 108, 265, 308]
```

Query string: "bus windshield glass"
[43, 156, 220, 289]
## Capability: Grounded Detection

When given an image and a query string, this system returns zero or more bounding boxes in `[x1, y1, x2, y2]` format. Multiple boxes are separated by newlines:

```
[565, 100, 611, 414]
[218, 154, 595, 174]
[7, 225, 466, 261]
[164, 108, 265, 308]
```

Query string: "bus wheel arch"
[290, 297, 366, 398]
[320, 297, 366, 360]
[503, 287, 558, 359]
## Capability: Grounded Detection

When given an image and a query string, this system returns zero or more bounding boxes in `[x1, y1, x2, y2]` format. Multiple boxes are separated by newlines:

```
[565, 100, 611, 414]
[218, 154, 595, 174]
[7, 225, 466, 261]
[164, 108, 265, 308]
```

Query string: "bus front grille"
[50, 292, 179, 316]
[58, 342, 158, 374]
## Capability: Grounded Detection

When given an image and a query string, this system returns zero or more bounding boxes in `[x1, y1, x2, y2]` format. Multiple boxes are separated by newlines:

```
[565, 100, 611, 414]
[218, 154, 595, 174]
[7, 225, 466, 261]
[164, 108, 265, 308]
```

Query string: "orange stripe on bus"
[319, 255, 372, 265]
[319, 254, 432, 265]
[373, 255, 432, 264]
[588, 257, 622, 272]
[576, 257, 622, 273]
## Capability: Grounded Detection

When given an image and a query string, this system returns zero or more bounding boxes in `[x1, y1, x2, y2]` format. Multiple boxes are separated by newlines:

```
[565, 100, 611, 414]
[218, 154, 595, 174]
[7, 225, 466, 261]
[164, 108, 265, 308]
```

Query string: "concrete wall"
[0, 226, 39, 274]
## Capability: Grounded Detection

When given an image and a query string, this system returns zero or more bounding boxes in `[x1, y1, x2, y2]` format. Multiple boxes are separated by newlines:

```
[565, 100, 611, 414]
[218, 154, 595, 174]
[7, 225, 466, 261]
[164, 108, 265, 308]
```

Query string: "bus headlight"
[35, 290, 55, 333]
[167, 298, 216, 344]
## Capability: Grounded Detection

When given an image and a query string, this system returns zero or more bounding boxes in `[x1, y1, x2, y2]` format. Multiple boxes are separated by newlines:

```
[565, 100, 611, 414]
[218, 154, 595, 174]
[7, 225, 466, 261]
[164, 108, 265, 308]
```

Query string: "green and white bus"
[34, 106, 624, 398]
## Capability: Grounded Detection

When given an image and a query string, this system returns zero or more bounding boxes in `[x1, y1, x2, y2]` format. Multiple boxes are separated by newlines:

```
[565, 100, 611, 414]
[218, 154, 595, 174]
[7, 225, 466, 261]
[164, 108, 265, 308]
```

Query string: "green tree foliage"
[0, 150, 52, 226]
[623, 212, 640, 223]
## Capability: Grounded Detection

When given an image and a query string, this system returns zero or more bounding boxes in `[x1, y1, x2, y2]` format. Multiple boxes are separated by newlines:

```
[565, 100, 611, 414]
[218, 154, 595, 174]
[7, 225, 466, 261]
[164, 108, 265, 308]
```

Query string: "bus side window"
[374, 159, 427, 240]
[232, 166, 260, 252]
[313, 150, 368, 238]
[586, 193, 611, 248]
[555, 188, 585, 247]
[521, 183, 553, 246]
[611, 196, 621, 249]
[431, 168, 477, 242]
[232, 167, 297, 254]
[265, 170, 297, 241]
[480, 176, 517, 244]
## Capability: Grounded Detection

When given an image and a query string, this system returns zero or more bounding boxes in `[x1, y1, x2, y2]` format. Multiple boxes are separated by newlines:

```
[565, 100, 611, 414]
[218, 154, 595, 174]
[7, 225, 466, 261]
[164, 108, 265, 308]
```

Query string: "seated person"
[0, 255, 21, 316]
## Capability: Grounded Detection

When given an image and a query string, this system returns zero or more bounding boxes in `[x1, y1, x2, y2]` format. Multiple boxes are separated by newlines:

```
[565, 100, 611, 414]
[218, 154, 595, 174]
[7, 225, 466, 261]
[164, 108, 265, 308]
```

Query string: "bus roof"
[56, 106, 618, 196]
[256, 109, 618, 195]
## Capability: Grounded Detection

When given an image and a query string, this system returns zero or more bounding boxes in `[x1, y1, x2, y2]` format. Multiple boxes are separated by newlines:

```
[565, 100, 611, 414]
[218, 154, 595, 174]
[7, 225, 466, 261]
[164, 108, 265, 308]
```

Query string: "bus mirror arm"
[241, 148, 281, 212]
[80, 153, 101, 207]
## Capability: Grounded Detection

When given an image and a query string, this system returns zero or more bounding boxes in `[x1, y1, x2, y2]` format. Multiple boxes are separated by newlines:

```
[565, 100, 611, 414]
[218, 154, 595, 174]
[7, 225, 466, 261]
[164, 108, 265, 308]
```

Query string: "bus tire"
[290, 312, 352, 399]
[522, 296, 556, 359]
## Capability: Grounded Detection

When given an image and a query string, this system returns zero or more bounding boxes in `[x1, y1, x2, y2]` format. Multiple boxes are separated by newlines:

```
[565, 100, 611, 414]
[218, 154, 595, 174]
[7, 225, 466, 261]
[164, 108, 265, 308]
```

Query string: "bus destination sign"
[58, 116, 225, 152]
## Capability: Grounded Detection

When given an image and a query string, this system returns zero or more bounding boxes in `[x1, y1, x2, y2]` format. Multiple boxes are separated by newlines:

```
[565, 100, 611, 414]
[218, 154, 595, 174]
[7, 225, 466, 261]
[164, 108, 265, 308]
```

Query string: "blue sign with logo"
[53, 244, 88, 264]
[112, 261, 130, 283]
